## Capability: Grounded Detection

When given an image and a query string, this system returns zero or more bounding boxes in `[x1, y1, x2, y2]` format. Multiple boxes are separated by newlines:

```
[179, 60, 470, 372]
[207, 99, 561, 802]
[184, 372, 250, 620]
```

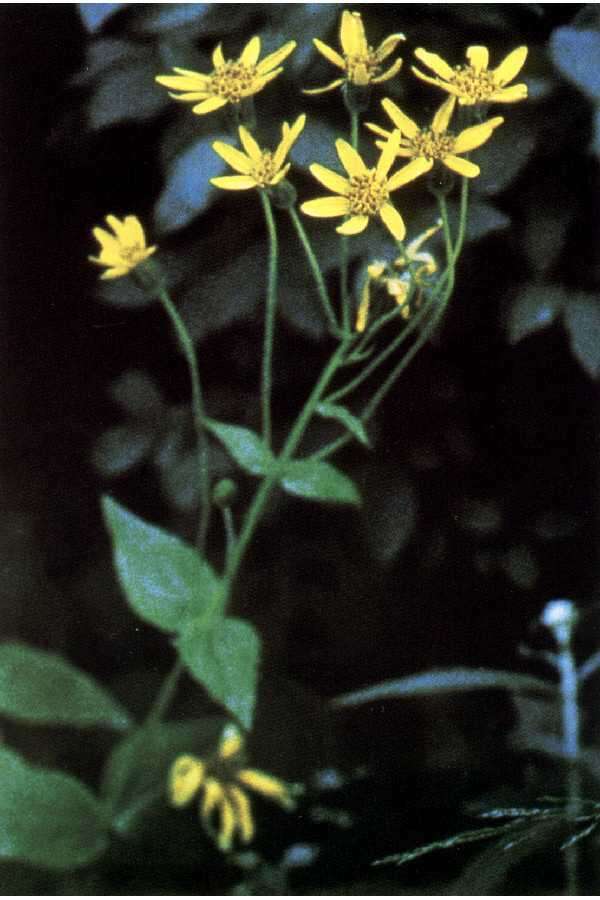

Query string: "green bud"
[132, 257, 167, 298]
[268, 180, 297, 210]
[212, 478, 238, 509]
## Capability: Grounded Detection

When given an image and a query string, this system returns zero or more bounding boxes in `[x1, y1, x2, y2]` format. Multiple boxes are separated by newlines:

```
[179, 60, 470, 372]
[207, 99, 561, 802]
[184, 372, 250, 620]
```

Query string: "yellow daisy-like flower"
[355, 222, 442, 332]
[366, 95, 504, 179]
[300, 134, 420, 241]
[304, 9, 404, 95]
[412, 45, 528, 106]
[169, 724, 298, 853]
[88, 215, 157, 280]
[155, 36, 296, 115]
[210, 115, 306, 191]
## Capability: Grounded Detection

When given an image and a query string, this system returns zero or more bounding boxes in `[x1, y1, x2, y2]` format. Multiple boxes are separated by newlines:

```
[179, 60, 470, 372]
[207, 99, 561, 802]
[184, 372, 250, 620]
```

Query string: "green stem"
[222, 506, 236, 569]
[144, 658, 184, 727]
[453, 176, 470, 263]
[339, 110, 360, 333]
[288, 205, 339, 335]
[259, 190, 279, 451]
[350, 109, 359, 150]
[223, 337, 352, 594]
[157, 288, 210, 553]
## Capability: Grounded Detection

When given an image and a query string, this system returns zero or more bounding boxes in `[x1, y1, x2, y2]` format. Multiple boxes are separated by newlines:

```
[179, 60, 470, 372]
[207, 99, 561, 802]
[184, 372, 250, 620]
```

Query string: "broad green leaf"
[0, 745, 108, 870]
[78, 3, 125, 32]
[316, 402, 370, 447]
[507, 283, 567, 344]
[102, 496, 222, 632]
[564, 294, 600, 378]
[155, 133, 228, 234]
[177, 617, 260, 730]
[280, 459, 361, 506]
[205, 421, 273, 476]
[101, 718, 223, 833]
[0, 642, 131, 731]
[550, 27, 600, 101]
[472, 116, 535, 197]
[448, 199, 510, 241]
[333, 667, 554, 707]
[89, 62, 168, 130]
[375, 822, 521, 867]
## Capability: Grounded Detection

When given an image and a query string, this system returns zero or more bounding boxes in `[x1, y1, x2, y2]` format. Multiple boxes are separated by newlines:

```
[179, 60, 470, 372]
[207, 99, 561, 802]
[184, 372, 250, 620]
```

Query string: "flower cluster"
[168, 724, 298, 853]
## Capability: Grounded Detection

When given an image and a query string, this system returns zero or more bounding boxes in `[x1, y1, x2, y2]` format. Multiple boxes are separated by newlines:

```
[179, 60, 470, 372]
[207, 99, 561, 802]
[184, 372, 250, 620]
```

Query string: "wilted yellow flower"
[88, 215, 157, 280]
[366, 95, 504, 179]
[155, 37, 296, 115]
[169, 724, 298, 853]
[355, 222, 442, 332]
[412, 45, 528, 105]
[304, 9, 404, 95]
[301, 134, 421, 241]
[210, 115, 306, 191]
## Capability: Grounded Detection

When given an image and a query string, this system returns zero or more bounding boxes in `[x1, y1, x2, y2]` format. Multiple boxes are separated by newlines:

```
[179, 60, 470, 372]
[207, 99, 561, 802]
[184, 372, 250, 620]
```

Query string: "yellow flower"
[300, 134, 420, 241]
[210, 115, 306, 191]
[168, 724, 298, 853]
[366, 95, 504, 179]
[155, 36, 296, 115]
[304, 9, 404, 95]
[88, 215, 157, 280]
[412, 45, 528, 106]
[355, 222, 442, 332]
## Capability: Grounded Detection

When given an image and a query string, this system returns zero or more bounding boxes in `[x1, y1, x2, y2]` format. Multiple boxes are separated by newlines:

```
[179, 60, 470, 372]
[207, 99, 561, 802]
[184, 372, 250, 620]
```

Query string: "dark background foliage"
[1, 3, 599, 893]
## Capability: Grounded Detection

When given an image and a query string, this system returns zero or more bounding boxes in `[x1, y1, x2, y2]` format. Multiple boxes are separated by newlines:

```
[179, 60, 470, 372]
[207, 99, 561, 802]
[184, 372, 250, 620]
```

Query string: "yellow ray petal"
[252, 68, 283, 92]
[488, 83, 528, 103]
[309, 163, 349, 195]
[381, 98, 418, 138]
[168, 91, 210, 102]
[337, 215, 370, 235]
[413, 48, 455, 81]
[240, 35, 261, 66]
[466, 45, 489, 72]
[155, 73, 207, 90]
[169, 755, 205, 807]
[371, 57, 403, 84]
[100, 267, 129, 280]
[273, 113, 306, 170]
[302, 78, 345, 95]
[411, 67, 462, 95]
[340, 10, 366, 57]
[301, 196, 350, 217]
[212, 141, 253, 174]
[376, 132, 401, 180]
[336, 139, 367, 177]
[312, 38, 345, 70]
[431, 96, 456, 134]
[270, 164, 290, 185]
[104, 214, 127, 239]
[217, 794, 236, 852]
[443, 155, 480, 177]
[453, 116, 503, 153]
[492, 46, 528, 86]
[257, 40, 297, 74]
[238, 127, 262, 162]
[212, 43, 225, 67]
[173, 66, 211, 81]
[387, 157, 432, 191]
[92, 227, 120, 254]
[365, 121, 392, 140]
[356, 279, 371, 333]
[210, 175, 257, 190]
[192, 96, 228, 115]
[375, 33, 406, 63]
[201, 777, 223, 820]
[228, 786, 255, 844]
[123, 215, 146, 245]
[379, 202, 406, 241]
[219, 723, 245, 760]
[237, 769, 295, 808]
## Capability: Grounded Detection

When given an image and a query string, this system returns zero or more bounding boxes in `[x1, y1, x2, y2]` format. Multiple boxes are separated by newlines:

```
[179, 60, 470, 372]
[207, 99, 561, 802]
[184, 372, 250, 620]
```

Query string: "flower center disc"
[211, 61, 257, 102]
[251, 152, 277, 186]
[452, 66, 496, 104]
[345, 49, 379, 84]
[410, 128, 456, 160]
[347, 171, 388, 215]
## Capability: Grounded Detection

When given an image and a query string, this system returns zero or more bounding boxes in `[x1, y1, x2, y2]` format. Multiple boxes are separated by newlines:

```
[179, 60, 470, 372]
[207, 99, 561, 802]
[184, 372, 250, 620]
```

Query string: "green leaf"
[205, 421, 273, 475]
[507, 283, 566, 344]
[177, 617, 260, 730]
[280, 459, 361, 506]
[375, 822, 521, 867]
[550, 27, 600, 102]
[0, 745, 108, 870]
[316, 402, 370, 447]
[564, 294, 600, 378]
[333, 667, 554, 707]
[0, 642, 131, 731]
[102, 496, 222, 632]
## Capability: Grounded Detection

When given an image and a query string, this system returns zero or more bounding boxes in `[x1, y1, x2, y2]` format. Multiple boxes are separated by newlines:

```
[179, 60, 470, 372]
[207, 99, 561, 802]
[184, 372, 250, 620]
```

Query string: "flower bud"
[213, 478, 238, 509]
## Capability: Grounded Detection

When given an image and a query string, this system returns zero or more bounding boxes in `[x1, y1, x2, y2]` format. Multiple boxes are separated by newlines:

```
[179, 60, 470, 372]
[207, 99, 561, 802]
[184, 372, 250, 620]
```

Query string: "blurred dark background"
[1, 3, 599, 893]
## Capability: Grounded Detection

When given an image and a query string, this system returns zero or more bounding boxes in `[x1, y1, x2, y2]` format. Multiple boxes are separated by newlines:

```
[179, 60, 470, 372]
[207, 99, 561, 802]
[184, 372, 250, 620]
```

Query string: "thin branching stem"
[259, 191, 278, 451]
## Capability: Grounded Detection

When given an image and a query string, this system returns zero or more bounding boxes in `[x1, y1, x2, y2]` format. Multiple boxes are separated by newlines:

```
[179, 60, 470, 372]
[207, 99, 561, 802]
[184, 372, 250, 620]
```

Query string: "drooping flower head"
[301, 134, 422, 241]
[211, 115, 306, 191]
[355, 222, 442, 332]
[304, 9, 404, 95]
[412, 45, 528, 106]
[169, 724, 298, 853]
[367, 95, 504, 179]
[88, 215, 157, 280]
[156, 37, 296, 116]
